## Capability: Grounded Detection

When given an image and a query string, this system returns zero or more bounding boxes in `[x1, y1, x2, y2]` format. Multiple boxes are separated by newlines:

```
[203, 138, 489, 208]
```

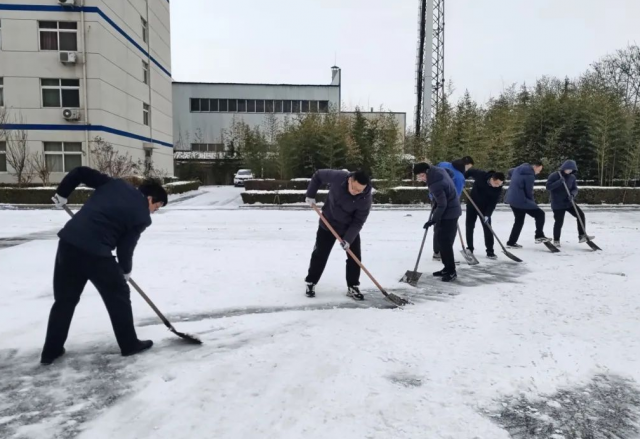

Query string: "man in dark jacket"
[414, 162, 461, 282]
[546, 160, 594, 247]
[304, 169, 373, 300]
[504, 161, 550, 248]
[464, 169, 505, 259]
[41, 167, 168, 365]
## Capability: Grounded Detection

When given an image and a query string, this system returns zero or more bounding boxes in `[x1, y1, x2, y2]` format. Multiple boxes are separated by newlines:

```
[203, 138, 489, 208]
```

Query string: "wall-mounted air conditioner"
[59, 51, 78, 65]
[62, 108, 81, 121]
[58, 0, 77, 7]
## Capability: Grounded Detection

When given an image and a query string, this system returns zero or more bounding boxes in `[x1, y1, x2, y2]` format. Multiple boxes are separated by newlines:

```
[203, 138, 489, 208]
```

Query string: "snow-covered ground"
[1, 187, 640, 438]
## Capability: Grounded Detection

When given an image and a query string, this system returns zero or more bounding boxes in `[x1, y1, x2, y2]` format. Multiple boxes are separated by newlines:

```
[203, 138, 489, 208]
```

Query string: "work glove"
[305, 197, 316, 206]
[124, 273, 131, 281]
[51, 194, 68, 208]
[483, 216, 490, 224]
[340, 241, 350, 251]
[424, 220, 436, 229]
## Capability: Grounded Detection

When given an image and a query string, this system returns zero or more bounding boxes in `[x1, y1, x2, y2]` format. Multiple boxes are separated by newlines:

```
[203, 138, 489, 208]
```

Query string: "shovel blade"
[385, 291, 411, 307]
[400, 270, 422, 286]
[170, 328, 203, 344]
[502, 249, 523, 263]
[459, 250, 480, 265]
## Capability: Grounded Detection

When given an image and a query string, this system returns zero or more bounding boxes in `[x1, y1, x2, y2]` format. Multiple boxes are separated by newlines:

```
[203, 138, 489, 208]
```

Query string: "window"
[0, 142, 6, 173]
[41, 79, 80, 108]
[256, 100, 265, 113]
[0, 78, 3, 107]
[190, 98, 200, 112]
[275, 100, 283, 113]
[141, 17, 148, 44]
[191, 143, 225, 155]
[44, 142, 82, 172]
[142, 61, 149, 84]
[301, 100, 310, 113]
[292, 100, 301, 113]
[143, 102, 150, 126]
[39, 21, 78, 51]
[228, 99, 237, 112]
[319, 101, 329, 113]
[283, 100, 292, 113]
[0, 20, 2, 50]
[265, 100, 274, 113]
[247, 99, 256, 113]
[210, 98, 219, 112]
[310, 101, 319, 113]
[237, 99, 246, 112]
[218, 99, 228, 112]
[200, 98, 210, 112]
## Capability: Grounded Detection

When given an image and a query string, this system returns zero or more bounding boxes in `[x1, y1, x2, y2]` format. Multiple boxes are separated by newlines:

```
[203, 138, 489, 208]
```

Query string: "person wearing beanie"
[414, 162, 462, 282]
[41, 166, 167, 365]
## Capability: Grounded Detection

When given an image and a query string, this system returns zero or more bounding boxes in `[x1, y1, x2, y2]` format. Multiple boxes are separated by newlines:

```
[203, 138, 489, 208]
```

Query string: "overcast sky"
[170, 0, 640, 127]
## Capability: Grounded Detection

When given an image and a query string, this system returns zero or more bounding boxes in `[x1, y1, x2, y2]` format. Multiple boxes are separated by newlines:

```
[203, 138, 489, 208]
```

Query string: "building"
[0, 0, 172, 184]
[172, 67, 341, 155]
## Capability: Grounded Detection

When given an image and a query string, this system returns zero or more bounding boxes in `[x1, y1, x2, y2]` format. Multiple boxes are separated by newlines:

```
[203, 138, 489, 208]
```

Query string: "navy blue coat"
[57, 167, 151, 274]
[306, 169, 373, 244]
[505, 163, 538, 210]
[427, 166, 462, 222]
[546, 160, 578, 210]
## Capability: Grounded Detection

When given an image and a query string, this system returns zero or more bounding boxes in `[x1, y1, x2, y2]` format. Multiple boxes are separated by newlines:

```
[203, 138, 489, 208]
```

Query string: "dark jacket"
[546, 160, 578, 210]
[427, 166, 462, 222]
[465, 169, 503, 216]
[306, 169, 372, 244]
[57, 167, 152, 274]
[505, 163, 538, 210]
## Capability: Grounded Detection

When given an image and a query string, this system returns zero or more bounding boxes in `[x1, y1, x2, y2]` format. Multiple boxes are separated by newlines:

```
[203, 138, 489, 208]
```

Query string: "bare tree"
[91, 136, 141, 177]
[0, 107, 9, 142]
[31, 151, 52, 186]
[5, 121, 34, 187]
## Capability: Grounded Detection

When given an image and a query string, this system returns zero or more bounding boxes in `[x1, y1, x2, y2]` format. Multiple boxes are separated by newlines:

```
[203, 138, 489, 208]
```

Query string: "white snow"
[1, 188, 640, 438]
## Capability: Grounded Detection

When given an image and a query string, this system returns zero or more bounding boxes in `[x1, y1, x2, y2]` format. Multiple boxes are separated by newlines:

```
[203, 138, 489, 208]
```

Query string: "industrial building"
[0, 0, 173, 184]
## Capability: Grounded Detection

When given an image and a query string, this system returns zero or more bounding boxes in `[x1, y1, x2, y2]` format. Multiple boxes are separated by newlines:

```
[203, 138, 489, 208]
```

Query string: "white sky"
[170, 0, 640, 127]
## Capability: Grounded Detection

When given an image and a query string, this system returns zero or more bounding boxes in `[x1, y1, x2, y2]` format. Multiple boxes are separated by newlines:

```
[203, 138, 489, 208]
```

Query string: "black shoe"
[306, 283, 316, 298]
[40, 348, 66, 365]
[122, 340, 153, 357]
[507, 243, 523, 249]
[347, 286, 364, 301]
[487, 251, 497, 260]
[441, 272, 457, 282]
[433, 269, 448, 277]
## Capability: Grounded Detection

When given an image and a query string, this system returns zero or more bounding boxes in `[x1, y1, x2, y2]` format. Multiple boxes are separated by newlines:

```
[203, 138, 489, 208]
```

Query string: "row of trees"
[421, 44, 640, 185]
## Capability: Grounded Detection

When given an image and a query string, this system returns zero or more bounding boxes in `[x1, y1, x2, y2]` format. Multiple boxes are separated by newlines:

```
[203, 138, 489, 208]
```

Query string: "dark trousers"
[432, 222, 441, 254]
[438, 219, 459, 274]
[305, 226, 361, 287]
[508, 206, 546, 245]
[42, 240, 139, 359]
[465, 208, 494, 253]
[553, 206, 585, 240]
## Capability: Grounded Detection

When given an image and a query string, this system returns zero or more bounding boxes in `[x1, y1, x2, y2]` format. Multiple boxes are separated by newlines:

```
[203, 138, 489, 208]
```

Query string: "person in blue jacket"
[546, 160, 594, 247]
[504, 160, 550, 248]
[431, 156, 474, 260]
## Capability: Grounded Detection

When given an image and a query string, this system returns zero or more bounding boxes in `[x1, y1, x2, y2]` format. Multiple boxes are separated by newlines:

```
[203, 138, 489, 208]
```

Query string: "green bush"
[164, 181, 201, 195]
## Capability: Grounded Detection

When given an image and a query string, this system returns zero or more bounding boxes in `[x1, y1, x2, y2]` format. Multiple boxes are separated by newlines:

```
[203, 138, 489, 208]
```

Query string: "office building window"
[0, 78, 3, 107]
[143, 102, 150, 126]
[283, 100, 292, 113]
[265, 100, 274, 113]
[218, 99, 228, 112]
[246, 99, 256, 113]
[256, 100, 265, 113]
[200, 98, 210, 112]
[141, 17, 148, 43]
[292, 100, 301, 113]
[41, 79, 80, 108]
[190, 98, 200, 112]
[275, 100, 283, 113]
[309, 101, 319, 113]
[319, 101, 329, 113]
[44, 142, 82, 172]
[210, 98, 219, 112]
[191, 143, 225, 154]
[228, 99, 237, 112]
[188, 97, 332, 114]
[142, 61, 149, 84]
[0, 142, 6, 173]
[39, 21, 78, 51]
[237, 99, 246, 112]
[301, 100, 310, 113]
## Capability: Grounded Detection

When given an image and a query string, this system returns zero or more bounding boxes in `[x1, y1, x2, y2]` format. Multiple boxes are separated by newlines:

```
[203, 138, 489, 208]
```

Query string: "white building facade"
[172, 67, 341, 155]
[0, 0, 173, 184]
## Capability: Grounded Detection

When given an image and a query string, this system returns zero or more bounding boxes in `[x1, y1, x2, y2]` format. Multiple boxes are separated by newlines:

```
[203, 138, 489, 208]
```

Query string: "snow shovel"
[399, 210, 434, 286]
[462, 189, 523, 263]
[558, 172, 601, 251]
[61, 205, 202, 345]
[311, 204, 410, 307]
[457, 224, 479, 265]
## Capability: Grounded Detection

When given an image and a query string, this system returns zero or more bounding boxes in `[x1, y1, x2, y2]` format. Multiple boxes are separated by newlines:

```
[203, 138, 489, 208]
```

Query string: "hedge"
[244, 179, 423, 191]
[241, 187, 640, 205]
[0, 181, 200, 205]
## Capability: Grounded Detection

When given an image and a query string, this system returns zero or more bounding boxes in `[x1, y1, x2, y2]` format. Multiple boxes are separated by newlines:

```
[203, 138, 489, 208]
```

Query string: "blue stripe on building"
[2, 124, 173, 148]
[0, 3, 171, 77]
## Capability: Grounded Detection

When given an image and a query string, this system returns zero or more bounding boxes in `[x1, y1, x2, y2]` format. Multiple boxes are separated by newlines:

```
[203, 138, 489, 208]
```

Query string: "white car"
[234, 169, 254, 187]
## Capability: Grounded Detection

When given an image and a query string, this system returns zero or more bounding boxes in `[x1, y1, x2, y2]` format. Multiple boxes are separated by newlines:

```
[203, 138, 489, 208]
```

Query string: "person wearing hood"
[304, 169, 373, 300]
[504, 160, 550, 248]
[414, 162, 462, 282]
[430, 156, 474, 260]
[464, 169, 505, 259]
[546, 160, 594, 247]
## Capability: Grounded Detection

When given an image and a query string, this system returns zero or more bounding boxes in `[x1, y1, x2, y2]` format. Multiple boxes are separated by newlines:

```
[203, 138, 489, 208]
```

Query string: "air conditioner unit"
[58, 0, 77, 6]
[59, 51, 77, 64]
[62, 108, 81, 121]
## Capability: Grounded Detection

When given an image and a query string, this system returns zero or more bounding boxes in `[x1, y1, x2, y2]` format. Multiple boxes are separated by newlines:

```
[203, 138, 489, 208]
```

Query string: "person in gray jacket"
[304, 169, 373, 300]
[546, 159, 594, 247]
[413, 162, 461, 282]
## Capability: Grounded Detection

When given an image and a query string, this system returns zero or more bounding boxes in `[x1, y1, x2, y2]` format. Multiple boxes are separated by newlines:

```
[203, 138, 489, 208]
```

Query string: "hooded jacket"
[546, 160, 578, 210]
[505, 163, 539, 210]
[427, 166, 462, 222]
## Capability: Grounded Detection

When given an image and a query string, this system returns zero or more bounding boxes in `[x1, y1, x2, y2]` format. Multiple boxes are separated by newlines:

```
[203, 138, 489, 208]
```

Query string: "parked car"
[234, 169, 254, 187]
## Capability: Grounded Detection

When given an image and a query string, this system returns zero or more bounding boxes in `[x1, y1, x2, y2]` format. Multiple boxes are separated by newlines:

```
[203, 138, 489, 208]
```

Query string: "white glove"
[305, 197, 316, 206]
[340, 241, 350, 251]
[484, 216, 490, 224]
[124, 273, 131, 281]
[52, 194, 68, 208]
